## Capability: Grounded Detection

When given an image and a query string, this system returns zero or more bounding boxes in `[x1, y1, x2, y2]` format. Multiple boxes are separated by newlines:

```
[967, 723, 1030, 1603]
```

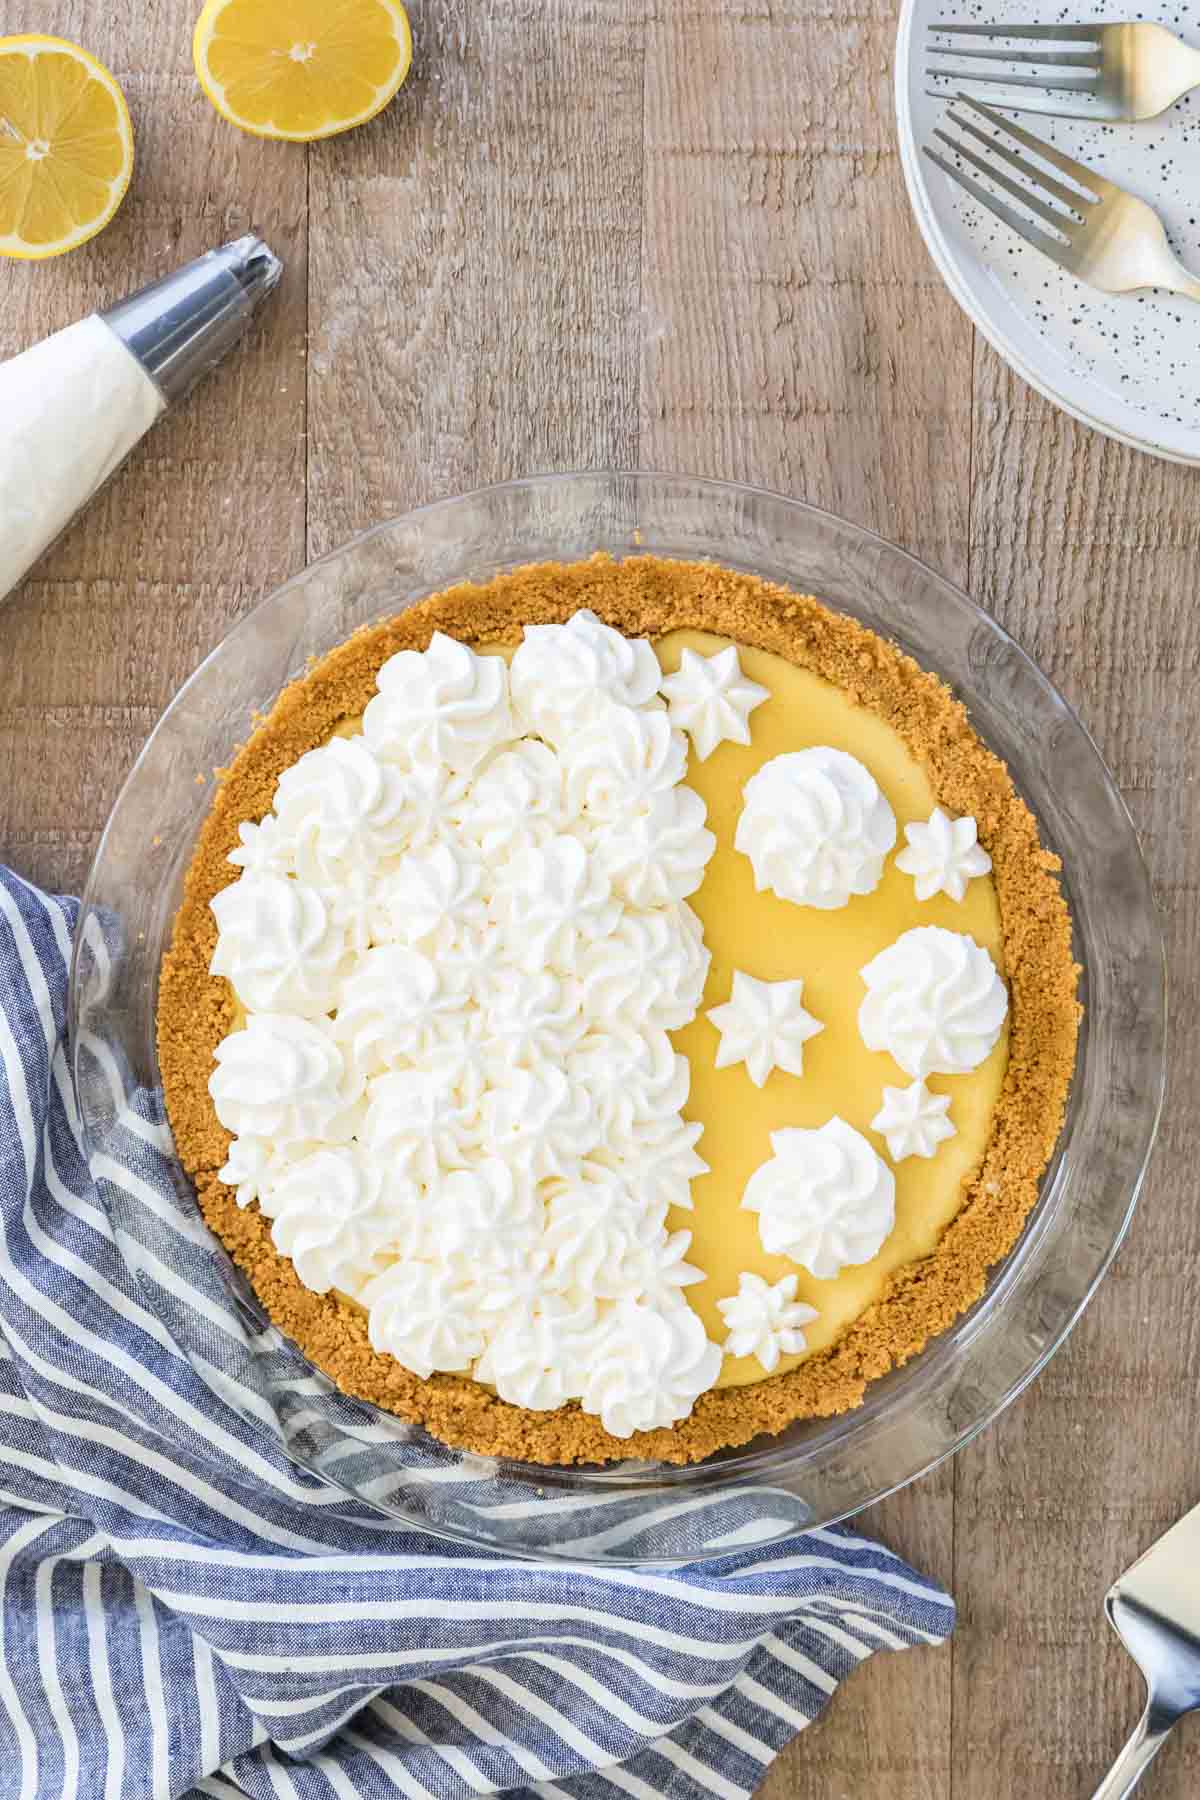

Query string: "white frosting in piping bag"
[0, 315, 163, 604]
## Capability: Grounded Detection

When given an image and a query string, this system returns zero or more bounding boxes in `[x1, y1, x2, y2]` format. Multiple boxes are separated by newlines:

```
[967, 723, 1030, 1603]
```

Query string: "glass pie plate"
[70, 472, 1165, 1565]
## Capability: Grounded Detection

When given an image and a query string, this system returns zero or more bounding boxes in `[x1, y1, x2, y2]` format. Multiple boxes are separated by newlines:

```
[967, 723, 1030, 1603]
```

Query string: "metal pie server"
[1091, 1501, 1200, 1796]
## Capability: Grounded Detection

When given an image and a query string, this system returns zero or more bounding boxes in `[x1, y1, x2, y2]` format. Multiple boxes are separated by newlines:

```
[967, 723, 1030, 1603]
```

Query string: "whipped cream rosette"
[743, 1117, 896, 1279]
[207, 612, 726, 1435]
[363, 630, 512, 772]
[736, 746, 897, 910]
[510, 608, 661, 743]
[859, 925, 1008, 1078]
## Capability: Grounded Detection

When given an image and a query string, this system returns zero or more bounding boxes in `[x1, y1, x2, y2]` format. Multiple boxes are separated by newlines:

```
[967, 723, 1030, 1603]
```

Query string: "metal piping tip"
[221, 233, 284, 307]
[101, 232, 284, 408]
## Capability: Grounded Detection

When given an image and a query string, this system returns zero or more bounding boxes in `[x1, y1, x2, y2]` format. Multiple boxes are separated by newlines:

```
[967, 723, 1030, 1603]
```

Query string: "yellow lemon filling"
[656, 631, 1007, 1387]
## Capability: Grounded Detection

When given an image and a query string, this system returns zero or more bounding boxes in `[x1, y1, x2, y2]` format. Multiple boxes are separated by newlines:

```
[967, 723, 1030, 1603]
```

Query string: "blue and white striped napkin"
[0, 865, 953, 1800]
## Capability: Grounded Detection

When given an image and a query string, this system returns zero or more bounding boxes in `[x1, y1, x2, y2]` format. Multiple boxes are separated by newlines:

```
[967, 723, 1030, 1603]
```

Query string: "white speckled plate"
[896, 0, 1200, 463]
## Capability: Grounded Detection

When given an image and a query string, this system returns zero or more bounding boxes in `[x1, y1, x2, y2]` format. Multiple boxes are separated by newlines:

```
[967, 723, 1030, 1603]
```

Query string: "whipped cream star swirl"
[736, 746, 897, 910]
[706, 970, 823, 1087]
[209, 874, 353, 1017]
[209, 1014, 364, 1146]
[871, 1079, 956, 1162]
[361, 1261, 488, 1379]
[563, 707, 688, 819]
[742, 1117, 896, 1279]
[895, 807, 992, 903]
[262, 1147, 404, 1295]
[659, 644, 769, 760]
[331, 944, 460, 1075]
[606, 1113, 708, 1213]
[579, 1297, 724, 1438]
[217, 1134, 290, 1209]
[474, 1298, 598, 1411]
[510, 608, 662, 745]
[717, 1272, 819, 1373]
[429, 1159, 542, 1266]
[543, 1166, 673, 1299]
[373, 841, 487, 951]
[273, 737, 414, 883]
[575, 902, 709, 1032]
[491, 835, 619, 972]
[859, 926, 1008, 1078]
[455, 740, 566, 859]
[481, 967, 587, 1069]
[363, 630, 513, 773]
[209, 616, 728, 1435]
[592, 785, 714, 909]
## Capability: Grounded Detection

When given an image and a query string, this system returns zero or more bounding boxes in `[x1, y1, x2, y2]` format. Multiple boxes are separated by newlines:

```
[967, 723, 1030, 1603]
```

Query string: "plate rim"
[893, 0, 1200, 470]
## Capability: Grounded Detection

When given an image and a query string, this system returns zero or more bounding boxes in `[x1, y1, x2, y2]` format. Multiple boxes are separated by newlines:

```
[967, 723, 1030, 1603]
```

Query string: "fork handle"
[1142, 245, 1200, 306]
[1090, 1700, 1175, 1799]
[1162, 265, 1200, 305]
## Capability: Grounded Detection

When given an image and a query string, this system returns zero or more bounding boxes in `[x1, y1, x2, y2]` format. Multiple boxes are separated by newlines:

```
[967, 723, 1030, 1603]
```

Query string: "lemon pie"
[159, 555, 1078, 1466]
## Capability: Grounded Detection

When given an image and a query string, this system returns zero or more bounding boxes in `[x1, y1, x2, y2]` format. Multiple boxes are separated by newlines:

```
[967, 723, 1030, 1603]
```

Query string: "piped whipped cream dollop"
[742, 1117, 896, 1279]
[363, 631, 512, 773]
[706, 970, 823, 1088]
[717, 1272, 819, 1373]
[660, 645, 769, 761]
[735, 747, 897, 910]
[579, 1296, 723, 1439]
[858, 925, 1008, 1078]
[208, 609, 726, 1436]
[510, 609, 662, 745]
[871, 1079, 956, 1162]
[209, 1014, 364, 1146]
[210, 874, 353, 1016]
[895, 807, 992, 903]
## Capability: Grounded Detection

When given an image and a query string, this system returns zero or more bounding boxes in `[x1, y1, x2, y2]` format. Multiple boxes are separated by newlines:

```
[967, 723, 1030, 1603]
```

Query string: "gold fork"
[924, 94, 1200, 302]
[927, 20, 1200, 121]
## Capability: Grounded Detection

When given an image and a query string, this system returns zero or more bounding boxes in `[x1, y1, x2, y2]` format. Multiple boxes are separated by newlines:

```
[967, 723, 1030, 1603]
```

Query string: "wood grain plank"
[304, 0, 646, 555]
[954, 342, 1200, 1797]
[639, 0, 974, 580]
[0, 0, 308, 896]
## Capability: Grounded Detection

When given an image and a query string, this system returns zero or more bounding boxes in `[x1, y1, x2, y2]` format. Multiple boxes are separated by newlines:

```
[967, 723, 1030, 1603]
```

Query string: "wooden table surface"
[2, 2, 1197, 1794]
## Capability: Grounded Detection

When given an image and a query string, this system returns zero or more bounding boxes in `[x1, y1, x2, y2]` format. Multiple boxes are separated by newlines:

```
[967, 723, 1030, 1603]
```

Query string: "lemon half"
[194, 0, 412, 142]
[0, 36, 133, 261]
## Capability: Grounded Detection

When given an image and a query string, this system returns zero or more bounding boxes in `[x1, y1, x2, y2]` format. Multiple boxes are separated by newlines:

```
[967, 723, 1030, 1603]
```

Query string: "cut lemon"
[0, 36, 133, 261]
[194, 0, 412, 142]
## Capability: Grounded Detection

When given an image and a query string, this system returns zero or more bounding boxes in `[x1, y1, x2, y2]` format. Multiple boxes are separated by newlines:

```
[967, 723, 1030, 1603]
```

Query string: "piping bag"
[0, 234, 283, 605]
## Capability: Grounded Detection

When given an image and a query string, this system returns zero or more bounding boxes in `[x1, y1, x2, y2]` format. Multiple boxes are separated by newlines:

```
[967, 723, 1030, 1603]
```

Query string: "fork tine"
[927, 45, 1101, 66]
[928, 65, 1102, 90]
[956, 92, 1117, 192]
[923, 82, 1123, 120]
[947, 109, 1097, 209]
[921, 145, 1072, 267]
[932, 126, 1076, 233]
[926, 21, 1104, 39]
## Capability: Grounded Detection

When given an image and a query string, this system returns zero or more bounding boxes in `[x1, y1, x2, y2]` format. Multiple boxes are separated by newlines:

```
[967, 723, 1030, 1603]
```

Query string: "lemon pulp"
[193, 0, 412, 142]
[0, 36, 132, 260]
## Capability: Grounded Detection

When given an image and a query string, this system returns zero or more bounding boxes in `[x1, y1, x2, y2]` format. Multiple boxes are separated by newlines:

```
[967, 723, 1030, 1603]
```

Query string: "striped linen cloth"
[0, 864, 953, 1800]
